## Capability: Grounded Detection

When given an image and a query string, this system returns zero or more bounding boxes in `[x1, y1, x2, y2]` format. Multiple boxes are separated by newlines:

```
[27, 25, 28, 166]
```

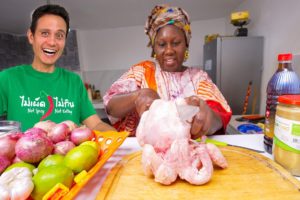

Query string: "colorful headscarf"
[145, 5, 191, 48]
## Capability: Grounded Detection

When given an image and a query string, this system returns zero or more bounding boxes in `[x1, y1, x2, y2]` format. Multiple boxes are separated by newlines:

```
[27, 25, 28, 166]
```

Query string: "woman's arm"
[106, 88, 160, 119]
[106, 91, 139, 118]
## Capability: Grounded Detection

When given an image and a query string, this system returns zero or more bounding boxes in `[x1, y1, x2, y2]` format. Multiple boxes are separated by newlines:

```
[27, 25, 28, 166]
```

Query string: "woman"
[104, 5, 232, 138]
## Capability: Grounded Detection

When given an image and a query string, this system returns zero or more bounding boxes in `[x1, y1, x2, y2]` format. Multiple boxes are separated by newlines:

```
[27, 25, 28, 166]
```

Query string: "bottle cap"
[278, 53, 292, 61]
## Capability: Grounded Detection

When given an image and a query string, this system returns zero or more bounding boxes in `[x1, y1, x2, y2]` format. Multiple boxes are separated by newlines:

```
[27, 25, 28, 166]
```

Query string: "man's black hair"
[30, 4, 70, 36]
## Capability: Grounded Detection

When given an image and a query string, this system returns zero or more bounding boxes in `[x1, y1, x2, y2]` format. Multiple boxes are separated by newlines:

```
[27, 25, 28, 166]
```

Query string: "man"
[0, 4, 115, 132]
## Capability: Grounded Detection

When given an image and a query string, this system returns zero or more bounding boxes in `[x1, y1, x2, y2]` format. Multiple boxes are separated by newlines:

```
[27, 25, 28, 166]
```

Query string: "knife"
[196, 138, 265, 153]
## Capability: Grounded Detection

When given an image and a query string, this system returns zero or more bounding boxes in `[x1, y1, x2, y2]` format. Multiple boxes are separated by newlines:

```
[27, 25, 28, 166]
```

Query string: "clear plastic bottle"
[264, 53, 300, 154]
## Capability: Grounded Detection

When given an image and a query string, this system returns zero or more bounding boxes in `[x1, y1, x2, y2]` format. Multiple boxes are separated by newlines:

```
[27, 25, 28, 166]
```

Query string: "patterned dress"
[103, 60, 232, 136]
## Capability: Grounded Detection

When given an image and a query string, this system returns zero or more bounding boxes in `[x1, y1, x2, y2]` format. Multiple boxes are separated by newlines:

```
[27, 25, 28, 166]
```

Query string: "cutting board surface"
[97, 146, 300, 200]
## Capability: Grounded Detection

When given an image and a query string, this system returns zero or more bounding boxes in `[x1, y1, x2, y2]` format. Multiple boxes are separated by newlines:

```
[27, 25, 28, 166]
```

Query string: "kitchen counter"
[92, 100, 105, 109]
[92, 100, 107, 119]
[74, 134, 300, 199]
[226, 115, 264, 135]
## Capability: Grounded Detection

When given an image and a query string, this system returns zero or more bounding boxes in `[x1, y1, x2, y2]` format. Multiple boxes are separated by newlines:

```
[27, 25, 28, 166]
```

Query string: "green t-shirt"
[0, 65, 96, 131]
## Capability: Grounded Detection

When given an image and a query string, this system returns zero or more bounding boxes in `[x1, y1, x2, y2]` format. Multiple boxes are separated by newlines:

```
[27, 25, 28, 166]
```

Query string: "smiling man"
[0, 4, 115, 132]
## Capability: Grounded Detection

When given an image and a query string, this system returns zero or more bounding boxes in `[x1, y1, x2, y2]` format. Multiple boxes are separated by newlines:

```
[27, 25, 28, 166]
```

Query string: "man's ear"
[27, 29, 33, 44]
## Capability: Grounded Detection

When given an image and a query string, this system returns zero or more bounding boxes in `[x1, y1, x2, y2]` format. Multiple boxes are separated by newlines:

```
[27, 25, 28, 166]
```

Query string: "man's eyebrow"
[57, 29, 66, 34]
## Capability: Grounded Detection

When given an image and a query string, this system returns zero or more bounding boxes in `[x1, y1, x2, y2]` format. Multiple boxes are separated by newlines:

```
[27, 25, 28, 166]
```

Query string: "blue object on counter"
[237, 123, 263, 134]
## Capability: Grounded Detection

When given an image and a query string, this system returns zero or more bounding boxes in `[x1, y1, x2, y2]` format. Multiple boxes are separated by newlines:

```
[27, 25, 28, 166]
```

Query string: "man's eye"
[56, 33, 65, 40]
[41, 32, 49, 37]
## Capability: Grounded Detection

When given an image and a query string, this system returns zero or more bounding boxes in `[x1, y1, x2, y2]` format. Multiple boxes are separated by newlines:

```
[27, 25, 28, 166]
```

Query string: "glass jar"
[0, 120, 21, 137]
[274, 95, 300, 176]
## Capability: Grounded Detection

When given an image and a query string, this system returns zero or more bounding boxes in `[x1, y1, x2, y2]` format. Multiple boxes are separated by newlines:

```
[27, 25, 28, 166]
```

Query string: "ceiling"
[0, 0, 244, 34]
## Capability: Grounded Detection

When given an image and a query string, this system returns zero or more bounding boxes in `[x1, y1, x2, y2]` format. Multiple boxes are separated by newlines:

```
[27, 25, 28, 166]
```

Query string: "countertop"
[73, 134, 300, 200]
[92, 100, 105, 109]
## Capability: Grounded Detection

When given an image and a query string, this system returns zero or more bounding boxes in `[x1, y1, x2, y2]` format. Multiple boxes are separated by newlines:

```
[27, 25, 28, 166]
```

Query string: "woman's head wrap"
[145, 5, 191, 48]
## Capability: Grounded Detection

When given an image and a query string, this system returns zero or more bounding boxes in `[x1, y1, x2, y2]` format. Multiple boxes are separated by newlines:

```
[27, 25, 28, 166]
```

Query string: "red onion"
[54, 141, 76, 155]
[0, 155, 11, 173]
[12, 156, 22, 163]
[34, 120, 56, 134]
[70, 126, 95, 145]
[62, 120, 77, 132]
[7, 132, 23, 140]
[24, 127, 47, 137]
[0, 135, 19, 160]
[48, 123, 70, 143]
[15, 132, 54, 164]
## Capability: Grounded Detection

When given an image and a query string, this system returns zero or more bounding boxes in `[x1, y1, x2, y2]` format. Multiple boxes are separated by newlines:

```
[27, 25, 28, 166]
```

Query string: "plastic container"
[264, 53, 300, 154]
[274, 95, 300, 176]
[0, 120, 21, 138]
[45, 130, 129, 200]
[237, 124, 263, 134]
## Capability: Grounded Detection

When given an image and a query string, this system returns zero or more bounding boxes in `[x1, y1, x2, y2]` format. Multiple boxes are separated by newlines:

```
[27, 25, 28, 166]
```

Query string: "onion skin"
[7, 132, 23, 140]
[48, 123, 70, 143]
[70, 127, 95, 145]
[62, 120, 78, 132]
[12, 156, 22, 163]
[0, 155, 11, 173]
[24, 128, 47, 137]
[15, 132, 54, 164]
[0, 135, 19, 160]
[54, 141, 76, 155]
[34, 120, 56, 134]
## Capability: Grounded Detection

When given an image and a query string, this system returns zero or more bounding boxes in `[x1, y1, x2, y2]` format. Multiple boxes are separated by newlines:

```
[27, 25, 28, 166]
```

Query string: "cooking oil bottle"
[264, 53, 300, 154]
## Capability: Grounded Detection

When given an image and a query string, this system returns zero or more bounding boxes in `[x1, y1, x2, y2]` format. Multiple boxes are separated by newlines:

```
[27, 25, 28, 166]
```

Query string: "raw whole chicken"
[136, 98, 228, 185]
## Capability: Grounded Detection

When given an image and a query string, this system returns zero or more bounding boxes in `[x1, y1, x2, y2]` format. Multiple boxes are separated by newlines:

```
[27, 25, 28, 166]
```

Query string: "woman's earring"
[184, 50, 189, 61]
[153, 53, 157, 59]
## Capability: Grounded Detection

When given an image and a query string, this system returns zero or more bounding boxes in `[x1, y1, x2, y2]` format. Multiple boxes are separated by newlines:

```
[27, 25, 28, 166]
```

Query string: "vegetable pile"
[0, 120, 102, 200]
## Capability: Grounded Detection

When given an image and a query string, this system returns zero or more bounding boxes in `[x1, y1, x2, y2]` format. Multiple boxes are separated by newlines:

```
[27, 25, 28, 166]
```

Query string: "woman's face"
[153, 25, 187, 72]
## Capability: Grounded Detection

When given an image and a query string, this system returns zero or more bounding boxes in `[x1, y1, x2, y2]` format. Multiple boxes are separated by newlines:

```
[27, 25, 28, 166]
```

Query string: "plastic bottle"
[264, 53, 300, 154]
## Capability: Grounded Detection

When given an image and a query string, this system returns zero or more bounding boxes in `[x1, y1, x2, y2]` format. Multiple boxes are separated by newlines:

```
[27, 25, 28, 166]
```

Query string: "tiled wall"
[0, 30, 80, 71]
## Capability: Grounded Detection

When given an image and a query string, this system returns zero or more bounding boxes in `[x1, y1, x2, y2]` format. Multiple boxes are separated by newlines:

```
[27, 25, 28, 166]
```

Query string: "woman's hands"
[106, 88, 159, 119]
[185, 96, 222, 139]
[135, 88, 160, 116]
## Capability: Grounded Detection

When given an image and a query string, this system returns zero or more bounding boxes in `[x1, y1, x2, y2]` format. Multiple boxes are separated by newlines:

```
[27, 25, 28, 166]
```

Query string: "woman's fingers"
[185, 95, 200, 106]
[190, 99, 212, 138]
[190, 112, 210, 138]
[135, 89, 159, 116]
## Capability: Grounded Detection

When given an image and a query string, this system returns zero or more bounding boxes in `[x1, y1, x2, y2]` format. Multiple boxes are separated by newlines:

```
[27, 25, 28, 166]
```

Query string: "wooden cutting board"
[96, 146, 300, 200]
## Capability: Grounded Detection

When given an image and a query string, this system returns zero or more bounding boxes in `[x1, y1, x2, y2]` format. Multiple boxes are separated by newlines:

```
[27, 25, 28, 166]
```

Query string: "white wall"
[77, 0, 300, 113]
[77, 26, 149, 71]
[229, 0, 300, 113]
[77, 18, 226, 94]
[188, 18, 226, 67]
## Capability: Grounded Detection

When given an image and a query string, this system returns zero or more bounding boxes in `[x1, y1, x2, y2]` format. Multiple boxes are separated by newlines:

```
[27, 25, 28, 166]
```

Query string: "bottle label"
[264, 109, 276, 138]
[274, 115, 300, 151]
